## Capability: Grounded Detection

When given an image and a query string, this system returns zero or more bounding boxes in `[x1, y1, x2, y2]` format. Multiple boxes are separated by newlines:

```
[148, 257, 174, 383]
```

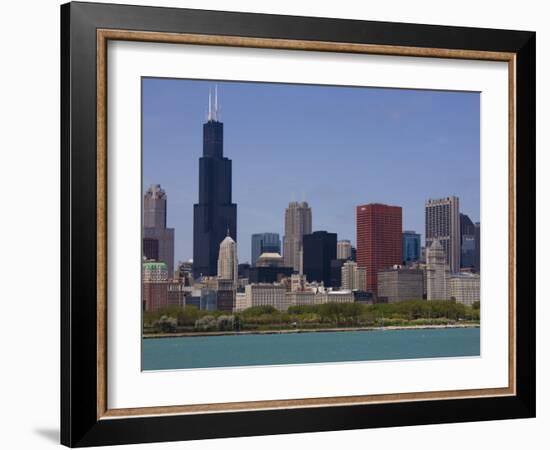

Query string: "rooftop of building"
[356, 203, 402, 210]
[379, 266, 424, 274]
[144, 184, 166, 199]
[425, 195, 459, 204]
[220, 235, 236, 246]
[142, 260, 167, 268]
[449, 272, 480, 279]
[247, 283, 286, 288]
[257, 252, 283, 259]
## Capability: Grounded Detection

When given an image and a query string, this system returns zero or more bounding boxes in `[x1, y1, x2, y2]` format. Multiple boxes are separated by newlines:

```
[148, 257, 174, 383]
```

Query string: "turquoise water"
[142, 327, 480, 370]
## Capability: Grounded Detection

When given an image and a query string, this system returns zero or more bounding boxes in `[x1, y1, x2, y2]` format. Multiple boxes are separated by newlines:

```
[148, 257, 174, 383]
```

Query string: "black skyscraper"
[460, 213, 476, 269]
[193, 88, 237, 277]
[303, 231, 337, 287]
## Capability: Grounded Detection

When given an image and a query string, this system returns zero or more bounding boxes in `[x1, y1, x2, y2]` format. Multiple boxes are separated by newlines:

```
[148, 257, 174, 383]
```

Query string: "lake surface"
[142, 327, 480, 370]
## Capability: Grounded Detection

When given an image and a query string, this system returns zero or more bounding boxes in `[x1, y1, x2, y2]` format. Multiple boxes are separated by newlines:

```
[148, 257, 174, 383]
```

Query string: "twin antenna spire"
[207, 85, 220, 122]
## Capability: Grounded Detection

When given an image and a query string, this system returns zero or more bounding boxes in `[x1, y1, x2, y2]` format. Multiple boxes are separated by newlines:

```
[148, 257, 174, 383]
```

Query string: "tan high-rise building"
[356, 266, 367, 291]
[217, 235, 238, 284]
[143, 184, 175, 277]
[425, 196, 460, 273]
[283, 201, 312, 272]
[341, 260, 367, 291]
[426, 239, 450, 300]
[337, 240, 352, 260]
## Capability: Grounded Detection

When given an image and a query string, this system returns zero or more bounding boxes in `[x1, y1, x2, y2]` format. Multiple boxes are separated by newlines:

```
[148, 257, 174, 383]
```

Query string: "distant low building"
[244, 284, 288, 311]
[235, 292, 249, 312]
[216, 278, 236, 312]
[167, 282, 188, 307]
[317, 290, 354, 304]
[353, 290, 374, 304]
[377, 267, 424, 303]
[449, 273, 480, 306]
[142, 261, 169, 312]
[286, 290, 316, 307]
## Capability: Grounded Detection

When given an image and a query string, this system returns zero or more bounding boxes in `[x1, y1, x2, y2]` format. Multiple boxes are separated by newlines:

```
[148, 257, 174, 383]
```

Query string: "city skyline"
[143, 78, 480, 264]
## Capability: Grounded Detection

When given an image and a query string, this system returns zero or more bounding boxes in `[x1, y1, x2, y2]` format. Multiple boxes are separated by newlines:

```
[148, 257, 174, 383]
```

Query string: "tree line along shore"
[143, 299, 480, 336]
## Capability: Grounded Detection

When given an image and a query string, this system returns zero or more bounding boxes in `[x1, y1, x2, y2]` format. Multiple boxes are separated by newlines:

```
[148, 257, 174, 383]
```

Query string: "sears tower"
[193, 87, 237, 277]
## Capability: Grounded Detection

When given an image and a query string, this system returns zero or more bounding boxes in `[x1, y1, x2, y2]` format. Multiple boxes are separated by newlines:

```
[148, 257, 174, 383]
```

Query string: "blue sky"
[143, 78, 480, 264]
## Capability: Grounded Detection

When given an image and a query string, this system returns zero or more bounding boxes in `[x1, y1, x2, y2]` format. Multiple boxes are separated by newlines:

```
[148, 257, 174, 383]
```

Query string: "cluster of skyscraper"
[142, 89, 481, 313]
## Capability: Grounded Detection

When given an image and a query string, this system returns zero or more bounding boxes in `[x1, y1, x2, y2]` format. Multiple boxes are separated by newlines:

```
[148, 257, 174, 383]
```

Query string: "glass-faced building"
[251, 232, 281, 266]
[402, 230, 421, 263]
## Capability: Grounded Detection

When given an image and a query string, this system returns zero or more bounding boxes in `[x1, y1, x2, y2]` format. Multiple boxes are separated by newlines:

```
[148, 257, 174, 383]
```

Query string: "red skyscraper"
[356, 203, 403, 295]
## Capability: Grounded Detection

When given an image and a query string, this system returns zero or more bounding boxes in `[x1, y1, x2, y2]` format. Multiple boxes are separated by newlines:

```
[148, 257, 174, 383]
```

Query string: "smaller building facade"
[341, 260, 367, 291]
[337, 239, 352, 260]
[235, 292, 249, 312]
[330, 259, 346, 288]
[216, 278, 236, 312]
[142, 261, 169, 312]
[377, 267, 424, 303]
[402, 230, 421, 263]
[317, 290, 355, 304]
[244, 284, 288, 311]
[449, 273, 480, 306]
[426, 239, 450, 301]
[251, 233, 281, 266]
[286, 290, 316, 307]
[166, 282, 188, 307]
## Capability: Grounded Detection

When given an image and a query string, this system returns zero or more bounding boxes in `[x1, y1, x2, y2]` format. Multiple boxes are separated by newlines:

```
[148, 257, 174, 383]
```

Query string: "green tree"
[241, 305, 278, 317]
[176, 305, 200, 326]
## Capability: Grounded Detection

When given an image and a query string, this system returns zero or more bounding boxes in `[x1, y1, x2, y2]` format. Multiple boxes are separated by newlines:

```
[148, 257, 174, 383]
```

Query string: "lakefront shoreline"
[143, 322, 480, 339]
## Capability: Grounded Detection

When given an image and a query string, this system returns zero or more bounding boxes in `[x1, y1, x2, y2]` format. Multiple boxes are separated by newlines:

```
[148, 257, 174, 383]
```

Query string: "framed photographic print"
[61, 1, 536, 447]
